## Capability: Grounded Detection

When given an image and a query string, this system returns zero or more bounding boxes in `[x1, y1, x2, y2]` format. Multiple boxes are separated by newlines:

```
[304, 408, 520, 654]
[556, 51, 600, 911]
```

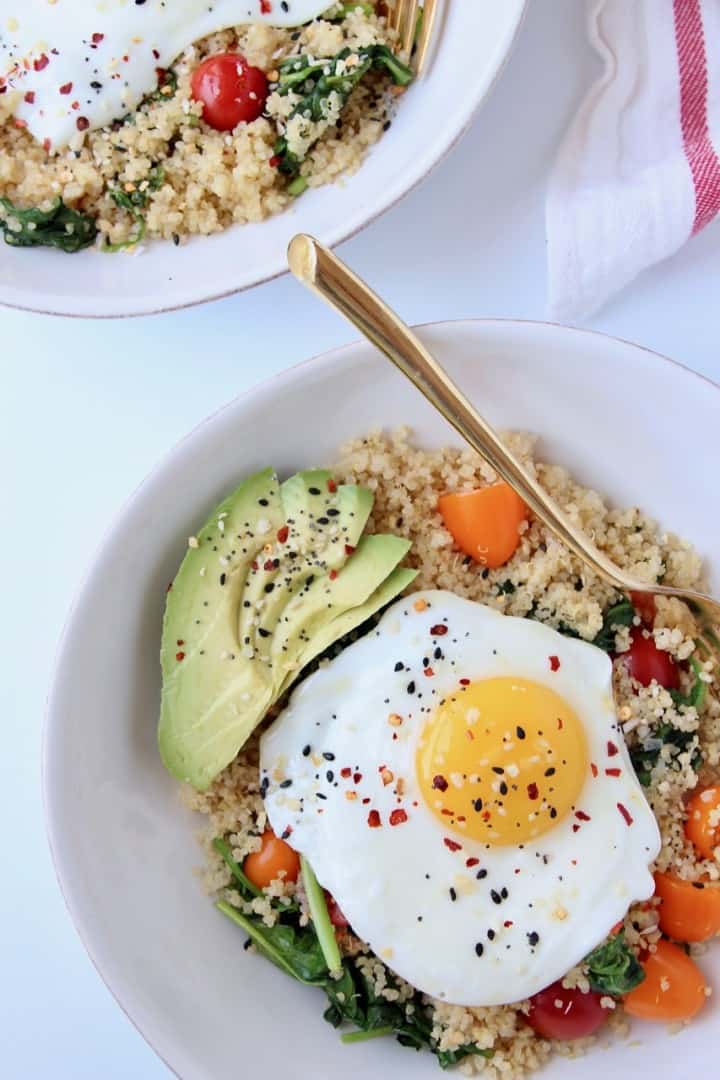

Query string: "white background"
[2, 2, 719, 1077]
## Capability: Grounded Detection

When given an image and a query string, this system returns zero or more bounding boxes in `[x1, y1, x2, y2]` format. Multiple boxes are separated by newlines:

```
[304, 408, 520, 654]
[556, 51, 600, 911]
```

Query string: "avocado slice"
[269, 533, 411, 692]
[159, 469, 413, 790]
[241, 470, 373, 667]
[276, 566, 418, 698]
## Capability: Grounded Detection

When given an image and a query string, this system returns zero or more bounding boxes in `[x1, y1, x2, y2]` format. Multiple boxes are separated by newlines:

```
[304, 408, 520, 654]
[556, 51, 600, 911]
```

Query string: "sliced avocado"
[277, 566, 418, 698]
[159, 468, 413, 791]
[269, 533, 411, 691]
[240, 470, 372, 666]
[159, 468, 281, 787]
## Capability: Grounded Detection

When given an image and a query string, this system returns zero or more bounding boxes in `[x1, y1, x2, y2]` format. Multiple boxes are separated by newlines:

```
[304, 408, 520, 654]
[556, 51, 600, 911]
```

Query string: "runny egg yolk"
[416, 678, 588, 845]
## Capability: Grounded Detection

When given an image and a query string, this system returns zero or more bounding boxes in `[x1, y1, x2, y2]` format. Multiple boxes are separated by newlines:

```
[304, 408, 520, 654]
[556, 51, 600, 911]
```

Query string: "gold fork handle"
[287, 234, 639, 592]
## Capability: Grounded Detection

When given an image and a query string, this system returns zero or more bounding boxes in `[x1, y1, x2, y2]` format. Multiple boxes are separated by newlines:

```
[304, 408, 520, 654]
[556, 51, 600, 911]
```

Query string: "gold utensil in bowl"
[390, 0, 439, 74]
[287, 233, 720, 662]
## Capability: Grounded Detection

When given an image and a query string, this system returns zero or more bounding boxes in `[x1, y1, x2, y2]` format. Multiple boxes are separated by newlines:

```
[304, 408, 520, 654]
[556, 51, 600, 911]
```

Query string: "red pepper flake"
[465, 857, 479, 868]
[175, 651, 185, 662]
[263, 559, 275, 571]
[549, 655, 560, 672]
[504, 920, 514, 928]
[33, 54, 49, 72]
[92, 32, 105, 44]
[353, 772, 362, 784]
[590, 762, 599, 778]
[482, 810, 492, 821]
[344, 544, 355, 556]
[466, 730, 475, 741]
[260, 0, 272, 12]
[432, 774, 448, 792]
[430, 624, 448, 636]
[340, 767, 352, 779]
[527, 782, 539, 800]
[557, 716, 564, 730]
[251, 560, 259, 571]
[605, 767, 621, 777]
[575, 810, 591, 821]
[327, 478, 337, 493]
[362, 797, 370, 805]
[423, 667, 435, 677]
[459, 678, 470, 686]
[329, 569, 338, 580]
[59, 81, 73, 95]
[152, 48, 160, 60]
[389, 809, 408, 826]
[441, 809, 454, 817]
[14, 118, 27, 129]
[617, 802, 634, 826]
[24, 91, 35, 104]
[572, 824, 580, 833]
[269, 154, 281, 167]
[367, 810, 381, 828]
[76, 116, 89, 131]
[607, 740, 619, 757]
[276, 524, 289, 543]
[176, 639, 184, 646]
[43, 138, 52, 152]
[444, 838, 462, 852]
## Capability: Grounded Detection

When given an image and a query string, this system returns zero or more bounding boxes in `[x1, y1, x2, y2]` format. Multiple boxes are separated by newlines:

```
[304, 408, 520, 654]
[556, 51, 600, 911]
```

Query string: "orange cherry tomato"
[438, 482, 528, 570]
[243, 829, 300, 890]
[623, 939, 709, 1022]
[685, 785, 720, 860]
[654, 872, 720, 943]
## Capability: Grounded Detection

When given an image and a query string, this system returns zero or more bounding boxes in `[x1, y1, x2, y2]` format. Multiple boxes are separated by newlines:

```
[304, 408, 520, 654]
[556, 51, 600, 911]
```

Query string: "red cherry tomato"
[622, 628, 680, 690]
[526, 981, 607, 1040]
[325, 891, 350, 929]
[629, 590, 656, 626]
[190, 53, 268, 131]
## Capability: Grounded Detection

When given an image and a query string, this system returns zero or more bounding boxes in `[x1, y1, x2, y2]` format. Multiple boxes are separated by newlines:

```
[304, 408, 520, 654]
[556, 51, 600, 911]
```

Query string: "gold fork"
[388, 0, 439, 74]
[287, 233, 720, 665]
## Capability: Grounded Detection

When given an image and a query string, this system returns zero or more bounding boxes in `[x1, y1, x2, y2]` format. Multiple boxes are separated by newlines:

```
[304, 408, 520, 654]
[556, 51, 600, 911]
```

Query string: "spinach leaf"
[106, 166, 165, 250]
[671, 656, 708, 712]
[212, 836, 261, 898]
[0, 197, 97, 253]
[592, 599, 635, 652]
[273, 44, 413, 179]
[630, 722, 702, 786]
[217, 900, 329, 984]
[585, 932, 645, 996]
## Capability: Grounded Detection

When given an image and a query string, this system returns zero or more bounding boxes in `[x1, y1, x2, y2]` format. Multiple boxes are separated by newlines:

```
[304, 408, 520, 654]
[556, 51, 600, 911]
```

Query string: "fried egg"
[261, 590, 661, 1006]
[0, 0, 329, 149]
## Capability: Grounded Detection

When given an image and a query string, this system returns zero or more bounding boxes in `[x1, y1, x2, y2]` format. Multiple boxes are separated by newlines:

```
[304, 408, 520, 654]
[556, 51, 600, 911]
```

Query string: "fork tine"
[414, 0, 439, 74]
[401, 0, 421, 59]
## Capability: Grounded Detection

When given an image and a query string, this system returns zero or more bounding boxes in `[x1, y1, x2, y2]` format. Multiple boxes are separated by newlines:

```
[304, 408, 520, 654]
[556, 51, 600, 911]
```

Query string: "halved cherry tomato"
[526, 981, 607, 1039]
[685, 785, 720, 860]
[438, 482, 528, 570]
[325, 891, 350, 929]
[623, 939, 708, 1021]
[654, 872, 720, 943]
[190, 53, 268, 131]
[622, 628, 680, 690]
[243, 829, 300, 889]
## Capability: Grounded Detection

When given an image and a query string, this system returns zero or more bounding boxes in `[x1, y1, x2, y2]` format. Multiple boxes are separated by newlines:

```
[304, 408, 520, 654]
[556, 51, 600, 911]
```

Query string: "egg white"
[261, 590, 661, 1006]
[1, 0, 330, 148]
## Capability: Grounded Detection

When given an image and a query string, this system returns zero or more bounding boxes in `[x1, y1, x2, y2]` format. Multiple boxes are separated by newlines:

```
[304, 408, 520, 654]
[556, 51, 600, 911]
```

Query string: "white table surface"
[2, 2, 719, 1077]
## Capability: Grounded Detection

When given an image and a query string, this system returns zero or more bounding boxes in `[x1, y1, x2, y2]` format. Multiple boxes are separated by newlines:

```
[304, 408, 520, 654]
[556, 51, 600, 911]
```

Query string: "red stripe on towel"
[674, 0, 720, 233]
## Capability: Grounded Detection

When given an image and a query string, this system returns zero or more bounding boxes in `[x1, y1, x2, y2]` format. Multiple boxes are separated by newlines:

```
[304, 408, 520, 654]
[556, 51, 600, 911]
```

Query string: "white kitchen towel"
[547, 0, 720, 322]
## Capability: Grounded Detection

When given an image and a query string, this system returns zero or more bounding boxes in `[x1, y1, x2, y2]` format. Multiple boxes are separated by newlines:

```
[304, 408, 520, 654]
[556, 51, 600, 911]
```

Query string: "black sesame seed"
[475, 942, 484, 957]
[499, 782, 508, 796]
[308, 487, 321, 495]
[323, 752, 335, 761]
[487, 928, 496, 940]
[302, 745, 311, 757]
[258, 498, 269, 506]
[449, 887, 457, 902]
[544, 767, 556, 777]
[527, 931, 540, 946]
[394, 661, 404, 672]
[258, 628, 271, 638]
[491, 890, 502, 905]
[407, 681, 416, 694]
[316, 792, 327, 801]
[279, 779, 292, 789]
[473, 798, 483, 812]
[516, 726, 526, 740]
[326, 771, 334, 783]
[492, 766, 505, 775]
[259, 777, 269, 798]
[219, 573, 226, 586]
[264, 583, 275, 593]
[501, 887, 508, 899]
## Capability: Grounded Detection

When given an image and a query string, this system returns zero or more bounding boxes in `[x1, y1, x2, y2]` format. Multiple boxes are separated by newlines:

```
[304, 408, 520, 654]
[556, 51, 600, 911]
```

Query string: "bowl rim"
[0, 2, 528, 320]
[43, 317, 720, 1075]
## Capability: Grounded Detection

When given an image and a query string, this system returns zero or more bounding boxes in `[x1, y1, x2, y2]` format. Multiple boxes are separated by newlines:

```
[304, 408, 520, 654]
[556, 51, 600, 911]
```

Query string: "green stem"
[301, 856, 342, 976]
[341, 1026, 394, 1044]
[217, 901, 303, 981]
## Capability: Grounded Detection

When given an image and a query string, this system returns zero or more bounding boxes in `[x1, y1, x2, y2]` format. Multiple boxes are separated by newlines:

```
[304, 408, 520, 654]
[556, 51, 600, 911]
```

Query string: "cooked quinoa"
[0, 9, 398, 248]
[184, 429, 718, 1078]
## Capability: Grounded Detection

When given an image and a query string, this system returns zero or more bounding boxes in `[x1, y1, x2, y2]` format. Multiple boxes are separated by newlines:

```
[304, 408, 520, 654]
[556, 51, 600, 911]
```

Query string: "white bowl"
[45, 320, 719, 1078]
[0, 2, 525, 319]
